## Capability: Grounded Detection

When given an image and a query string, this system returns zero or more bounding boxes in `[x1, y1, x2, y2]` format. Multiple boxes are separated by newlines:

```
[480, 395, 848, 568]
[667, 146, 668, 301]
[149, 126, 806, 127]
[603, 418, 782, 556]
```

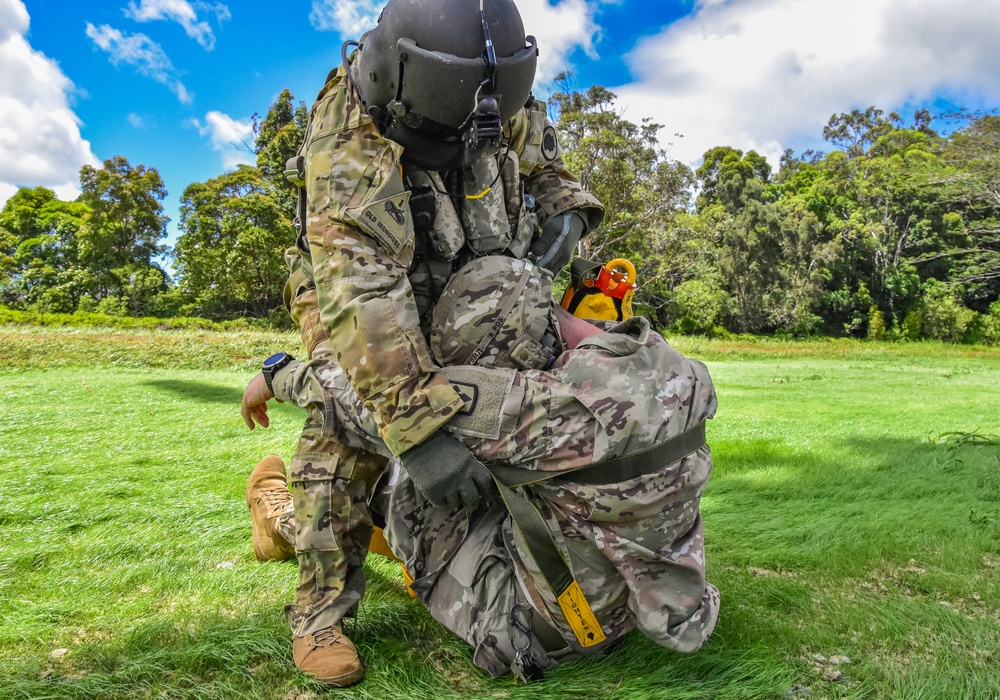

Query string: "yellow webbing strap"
[490, 476, 606, 648]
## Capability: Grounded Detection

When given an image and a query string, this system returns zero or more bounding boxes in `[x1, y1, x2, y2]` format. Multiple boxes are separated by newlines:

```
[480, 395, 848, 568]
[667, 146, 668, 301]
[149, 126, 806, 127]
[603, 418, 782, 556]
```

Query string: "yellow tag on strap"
[557, 581, 607, 647]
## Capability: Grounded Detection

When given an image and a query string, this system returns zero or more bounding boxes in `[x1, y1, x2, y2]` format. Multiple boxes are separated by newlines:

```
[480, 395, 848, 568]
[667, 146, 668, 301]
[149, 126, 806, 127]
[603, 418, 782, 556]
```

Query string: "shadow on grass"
[145, 379, 244, 404]
[143, 380, 306, 425]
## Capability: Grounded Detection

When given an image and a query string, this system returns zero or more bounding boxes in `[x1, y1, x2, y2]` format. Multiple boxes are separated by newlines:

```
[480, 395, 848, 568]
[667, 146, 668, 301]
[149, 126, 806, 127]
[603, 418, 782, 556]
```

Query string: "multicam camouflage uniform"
[277, 63, 603, 638]
[271, 308, 719, 676]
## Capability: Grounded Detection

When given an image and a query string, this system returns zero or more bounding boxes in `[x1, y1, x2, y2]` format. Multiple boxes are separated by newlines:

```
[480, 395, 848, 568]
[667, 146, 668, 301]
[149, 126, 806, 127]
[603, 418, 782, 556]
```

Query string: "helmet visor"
[396, 35, 537, 130]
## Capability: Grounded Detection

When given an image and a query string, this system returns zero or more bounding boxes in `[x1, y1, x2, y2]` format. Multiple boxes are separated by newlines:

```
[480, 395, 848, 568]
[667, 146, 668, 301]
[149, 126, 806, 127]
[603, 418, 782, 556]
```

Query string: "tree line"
[2, 84, 999, 343]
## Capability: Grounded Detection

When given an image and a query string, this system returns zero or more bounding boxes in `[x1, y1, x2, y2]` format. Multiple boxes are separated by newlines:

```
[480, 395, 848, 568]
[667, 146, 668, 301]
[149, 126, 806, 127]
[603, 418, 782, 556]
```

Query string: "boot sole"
[309, 664, 364, 687]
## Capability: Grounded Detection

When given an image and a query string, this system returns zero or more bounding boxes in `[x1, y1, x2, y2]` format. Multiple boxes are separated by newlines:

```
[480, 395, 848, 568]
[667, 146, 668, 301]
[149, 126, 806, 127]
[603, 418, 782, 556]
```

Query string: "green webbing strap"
[483, 421, 708, 638]
[491, 477, 574, 596]
[487, 421, 706, 488]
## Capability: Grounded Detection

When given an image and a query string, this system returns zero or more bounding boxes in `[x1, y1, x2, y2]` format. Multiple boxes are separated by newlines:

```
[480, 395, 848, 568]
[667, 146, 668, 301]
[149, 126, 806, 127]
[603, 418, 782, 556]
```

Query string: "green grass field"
[1, 328, 998, 699]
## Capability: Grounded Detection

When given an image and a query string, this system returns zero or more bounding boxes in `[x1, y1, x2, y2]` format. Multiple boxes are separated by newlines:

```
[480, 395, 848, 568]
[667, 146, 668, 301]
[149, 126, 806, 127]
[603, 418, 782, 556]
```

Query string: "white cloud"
[193, 111, 255, 170]
[0, 0, 28, 42]
[0, 0, 98, 206]
[86, 22, 192, 104]
[124, 0, 230, 51]
[613, 0, 1000, 167]
[308, 0, 380, 38]
[519, 0, 599, 82]
[127, 112, 145, 127]
[0, 182, 17, 204]
[307, 0, 599, 82]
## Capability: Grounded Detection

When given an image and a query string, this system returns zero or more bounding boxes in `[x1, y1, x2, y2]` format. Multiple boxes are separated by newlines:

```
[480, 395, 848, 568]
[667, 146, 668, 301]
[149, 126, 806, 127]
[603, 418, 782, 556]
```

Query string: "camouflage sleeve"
[506, 99, 604, 231]
[303, 72, 464, 456]
[271, 358, 324, 412]
[271, 358, 390, 456]
[440, 367, 602, 471]
[283, 246, 335, 362]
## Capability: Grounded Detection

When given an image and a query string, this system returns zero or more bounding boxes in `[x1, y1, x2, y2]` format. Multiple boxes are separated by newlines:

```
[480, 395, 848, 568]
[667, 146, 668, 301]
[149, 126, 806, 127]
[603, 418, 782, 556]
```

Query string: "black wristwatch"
[262, 352, 295, 393]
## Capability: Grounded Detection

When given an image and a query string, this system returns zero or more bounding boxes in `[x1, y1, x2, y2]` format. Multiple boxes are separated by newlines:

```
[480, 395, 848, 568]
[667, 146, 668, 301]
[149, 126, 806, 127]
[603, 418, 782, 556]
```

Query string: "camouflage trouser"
[276, 421, 388, 637]
[384, 477, 583, 677]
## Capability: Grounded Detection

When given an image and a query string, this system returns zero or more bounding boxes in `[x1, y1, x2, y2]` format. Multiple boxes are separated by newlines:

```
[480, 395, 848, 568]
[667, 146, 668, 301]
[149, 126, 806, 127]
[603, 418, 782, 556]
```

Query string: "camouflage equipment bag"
[431, 256, 715, 651]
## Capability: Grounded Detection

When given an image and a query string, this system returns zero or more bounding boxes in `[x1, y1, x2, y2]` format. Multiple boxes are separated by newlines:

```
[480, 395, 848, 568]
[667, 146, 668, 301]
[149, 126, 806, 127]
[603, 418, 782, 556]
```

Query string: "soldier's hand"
[241, 372, 275, 430]
[399, 431, 496, 511]
[531, 210, 588, 273]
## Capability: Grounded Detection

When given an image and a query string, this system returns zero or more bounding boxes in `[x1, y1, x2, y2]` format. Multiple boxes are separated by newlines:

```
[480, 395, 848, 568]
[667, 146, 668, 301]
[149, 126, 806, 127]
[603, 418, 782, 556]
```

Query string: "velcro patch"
[439, 366, 515, 440]
[346, 191, 412, 257]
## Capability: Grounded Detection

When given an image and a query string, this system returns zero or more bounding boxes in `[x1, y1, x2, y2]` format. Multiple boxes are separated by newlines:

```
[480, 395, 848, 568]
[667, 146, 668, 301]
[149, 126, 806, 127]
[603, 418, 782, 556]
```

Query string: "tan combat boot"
[246, 455, 295, 562]
[293, 626, 364, 686]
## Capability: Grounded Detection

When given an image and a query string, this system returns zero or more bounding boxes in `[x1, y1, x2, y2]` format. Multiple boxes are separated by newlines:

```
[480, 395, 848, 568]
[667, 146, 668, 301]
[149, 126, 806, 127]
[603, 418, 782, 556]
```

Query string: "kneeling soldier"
[243, 257, 720, 679]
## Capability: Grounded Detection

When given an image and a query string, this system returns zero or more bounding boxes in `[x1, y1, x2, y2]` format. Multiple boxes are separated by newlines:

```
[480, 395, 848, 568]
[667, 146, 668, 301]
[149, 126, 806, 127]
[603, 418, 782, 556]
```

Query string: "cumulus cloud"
[193, 111, 255, 170]
[520, 0, 599, 81]
[0, 0, 28, 42]
[86, 22, 192, 103]
[308, 0, 598, 82]
[614, 0, 1000, 166]
[0, 0, 98, 205]
[124, 0, 230, 51]
[308, 0, 380, 38]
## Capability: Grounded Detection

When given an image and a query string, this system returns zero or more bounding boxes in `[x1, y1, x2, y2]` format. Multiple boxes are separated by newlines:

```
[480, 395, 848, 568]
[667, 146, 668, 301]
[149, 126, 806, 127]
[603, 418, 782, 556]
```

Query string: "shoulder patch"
[541, 125, 560, 161]
[345, 191, 412, 257]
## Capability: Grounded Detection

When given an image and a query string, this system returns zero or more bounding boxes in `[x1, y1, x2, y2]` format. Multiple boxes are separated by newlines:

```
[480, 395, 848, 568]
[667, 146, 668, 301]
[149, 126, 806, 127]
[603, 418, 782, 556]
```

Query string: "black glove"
[531, 210, 588, 273]
[399, 431, 496, 511]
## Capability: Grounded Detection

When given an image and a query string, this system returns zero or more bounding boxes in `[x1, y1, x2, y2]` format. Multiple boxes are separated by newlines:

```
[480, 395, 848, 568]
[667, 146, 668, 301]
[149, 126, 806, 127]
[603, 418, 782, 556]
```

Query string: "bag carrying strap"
[484, 421, 707, 648]
[488, 421, 706, 488]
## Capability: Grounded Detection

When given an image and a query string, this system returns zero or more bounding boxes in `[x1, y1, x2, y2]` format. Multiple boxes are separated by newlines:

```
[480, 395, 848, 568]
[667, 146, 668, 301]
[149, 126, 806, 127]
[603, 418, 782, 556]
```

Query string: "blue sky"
[3, 0, 1000, 248]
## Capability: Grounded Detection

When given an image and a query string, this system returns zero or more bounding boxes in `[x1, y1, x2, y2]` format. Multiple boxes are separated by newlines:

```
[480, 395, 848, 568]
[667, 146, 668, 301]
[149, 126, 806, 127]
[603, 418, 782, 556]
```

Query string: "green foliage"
[3, 84, 999, 341]
[695, 146, 772, 212]
[919, 279, 978, 341]
[78, 156, 170, 312]
[0, 304, 278, 333]
[867, 305, 886, 340]
[981, 301, 1000, 343]
[902, 309, 923, 340]
[0, 186, 91, 311]
[669, 276, 727, 335]
[545, 96, 998, 343]
[175, 165, 290, 319]
[253, 88, 308, 221]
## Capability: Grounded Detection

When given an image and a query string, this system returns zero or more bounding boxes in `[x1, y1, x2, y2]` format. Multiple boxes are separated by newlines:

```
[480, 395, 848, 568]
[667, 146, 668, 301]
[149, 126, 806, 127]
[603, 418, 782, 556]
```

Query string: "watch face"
[263, 352, 288, 369]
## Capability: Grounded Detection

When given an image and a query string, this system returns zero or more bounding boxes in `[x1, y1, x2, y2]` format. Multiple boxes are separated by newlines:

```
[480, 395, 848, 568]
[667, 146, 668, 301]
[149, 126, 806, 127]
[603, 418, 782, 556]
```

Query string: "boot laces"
[258, 487, 291, 510]
[311, 626, 342, 648]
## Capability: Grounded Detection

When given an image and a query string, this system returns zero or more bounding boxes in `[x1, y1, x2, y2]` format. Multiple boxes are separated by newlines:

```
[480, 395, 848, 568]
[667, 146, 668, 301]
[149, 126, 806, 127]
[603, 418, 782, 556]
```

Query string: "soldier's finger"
[254, 406, 270, 428]
[241, 405, 255, 430]
[444, 491, 462, 511]
[459, 485, 480, 512]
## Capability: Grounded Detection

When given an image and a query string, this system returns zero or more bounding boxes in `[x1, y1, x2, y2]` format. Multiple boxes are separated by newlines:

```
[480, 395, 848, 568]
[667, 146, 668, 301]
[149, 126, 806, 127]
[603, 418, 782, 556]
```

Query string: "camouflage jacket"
[287, 65, 603, 456]
[272, 316, 718, 653]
